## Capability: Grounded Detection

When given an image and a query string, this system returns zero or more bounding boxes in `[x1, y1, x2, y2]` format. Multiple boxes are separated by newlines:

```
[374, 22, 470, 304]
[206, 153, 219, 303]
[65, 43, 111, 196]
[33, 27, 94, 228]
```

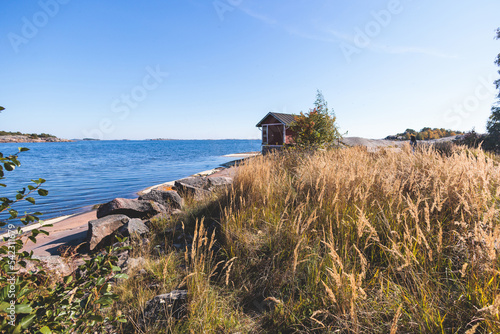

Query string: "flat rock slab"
[175, 176, 208, 189]
[174, 178, 211, 200]
[21, 256, 73, 277]
[207, 176, 233, 189]
[139, 189, 183, 211]
[97, 198, 166, 219]
[87, 214, 129, 251]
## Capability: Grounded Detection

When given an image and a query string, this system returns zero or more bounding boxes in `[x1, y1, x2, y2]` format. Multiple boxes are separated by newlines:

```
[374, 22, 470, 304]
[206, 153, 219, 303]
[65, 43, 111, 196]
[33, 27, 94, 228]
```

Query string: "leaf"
[0, 302, 10, 312]
[96, 297, 114, 306]
[39, 326, 52, 334]
[15, 304, 32, 314]
[17, 288, 35, 298]
[38, 189, 48, 196]
[89, 315, 104, 322]
[3, 163, 14, 171]
[111, 265, 122, 272]
[12, 324, 22, 334]
[113, 273, 129, 279]
[18, 147, 29, 152]
[9, 209, 18, 219]
[20, 313, 36, 329]
[25, 197, 35, 204]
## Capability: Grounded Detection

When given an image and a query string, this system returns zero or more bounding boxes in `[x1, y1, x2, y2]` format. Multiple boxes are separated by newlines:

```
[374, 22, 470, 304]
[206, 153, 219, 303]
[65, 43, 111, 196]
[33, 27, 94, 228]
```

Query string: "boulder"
[21, 256, 74, 276]
[87, 214, 129, 251]
[97, 198, 166, 219]
[139, 189, 183, 210]
[118, 218, 149, 239]
[142, 290, 188, 325]
[175, 176, 208, 189]
[207, 176, 233, 190]
[174, 177, 211, 199]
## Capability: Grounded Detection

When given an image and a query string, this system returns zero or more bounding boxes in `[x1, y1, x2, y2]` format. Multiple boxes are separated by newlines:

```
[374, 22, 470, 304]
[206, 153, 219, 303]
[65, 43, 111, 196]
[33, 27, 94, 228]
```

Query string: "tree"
[290, 90, 342, 149]
[486, 28, 500, 152]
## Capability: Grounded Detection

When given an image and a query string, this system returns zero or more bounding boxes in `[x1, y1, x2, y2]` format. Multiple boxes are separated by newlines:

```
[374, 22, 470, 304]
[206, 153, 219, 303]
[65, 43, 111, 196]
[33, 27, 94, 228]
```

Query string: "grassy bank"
[117, 145, 500, 333]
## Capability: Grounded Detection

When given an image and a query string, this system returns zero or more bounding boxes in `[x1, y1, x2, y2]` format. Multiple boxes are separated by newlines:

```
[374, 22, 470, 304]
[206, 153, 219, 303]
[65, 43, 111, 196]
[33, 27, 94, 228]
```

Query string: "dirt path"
[21, 211, 96, 257]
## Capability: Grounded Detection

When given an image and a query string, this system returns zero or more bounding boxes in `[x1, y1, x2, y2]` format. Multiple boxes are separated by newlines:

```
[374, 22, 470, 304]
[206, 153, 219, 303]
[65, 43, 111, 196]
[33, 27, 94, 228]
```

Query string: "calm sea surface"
[0, 140, 260, 225]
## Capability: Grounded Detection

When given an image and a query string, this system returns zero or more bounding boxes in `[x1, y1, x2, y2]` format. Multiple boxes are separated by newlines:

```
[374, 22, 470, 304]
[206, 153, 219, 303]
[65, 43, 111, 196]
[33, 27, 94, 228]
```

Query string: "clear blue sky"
[1, 0, 499, 140]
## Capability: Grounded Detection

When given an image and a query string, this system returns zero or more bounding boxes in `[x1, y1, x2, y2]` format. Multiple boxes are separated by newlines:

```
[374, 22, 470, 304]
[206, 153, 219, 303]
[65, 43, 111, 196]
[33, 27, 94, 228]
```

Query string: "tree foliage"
[485, 28, 500, 152]
[388, 127, 463, 141]
[289, 90, 342, 149]
[0, 131, 56, 139]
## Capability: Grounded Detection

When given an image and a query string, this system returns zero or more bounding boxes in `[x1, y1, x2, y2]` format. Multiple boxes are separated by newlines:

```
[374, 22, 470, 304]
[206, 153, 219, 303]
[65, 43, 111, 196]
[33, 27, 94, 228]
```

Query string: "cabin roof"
[256, 112, 296, 127]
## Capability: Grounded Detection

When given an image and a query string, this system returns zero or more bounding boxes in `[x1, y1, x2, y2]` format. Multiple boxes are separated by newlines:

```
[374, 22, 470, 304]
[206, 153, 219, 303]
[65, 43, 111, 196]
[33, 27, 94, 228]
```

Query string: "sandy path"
[21, 211, 96, 257]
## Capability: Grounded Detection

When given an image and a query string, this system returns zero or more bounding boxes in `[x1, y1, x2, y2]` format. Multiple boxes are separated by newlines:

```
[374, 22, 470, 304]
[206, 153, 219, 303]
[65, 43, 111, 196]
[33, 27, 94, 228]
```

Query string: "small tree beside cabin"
[289, 91, 342, 149]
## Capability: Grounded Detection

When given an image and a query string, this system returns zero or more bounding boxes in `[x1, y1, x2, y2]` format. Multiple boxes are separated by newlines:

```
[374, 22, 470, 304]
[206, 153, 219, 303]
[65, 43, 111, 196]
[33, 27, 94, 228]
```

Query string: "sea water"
[0, 140, 260, 224]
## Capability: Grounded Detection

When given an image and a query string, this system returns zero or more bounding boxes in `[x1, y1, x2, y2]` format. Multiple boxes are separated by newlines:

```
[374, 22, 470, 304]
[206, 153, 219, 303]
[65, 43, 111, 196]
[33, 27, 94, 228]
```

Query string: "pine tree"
[486, 28, 500, 152]
[290, 90, 342, 149]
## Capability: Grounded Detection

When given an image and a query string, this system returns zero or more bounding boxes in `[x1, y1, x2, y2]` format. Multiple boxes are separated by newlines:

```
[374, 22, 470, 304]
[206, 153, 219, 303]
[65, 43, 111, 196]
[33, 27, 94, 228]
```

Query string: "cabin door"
[262, 125, 268, 145]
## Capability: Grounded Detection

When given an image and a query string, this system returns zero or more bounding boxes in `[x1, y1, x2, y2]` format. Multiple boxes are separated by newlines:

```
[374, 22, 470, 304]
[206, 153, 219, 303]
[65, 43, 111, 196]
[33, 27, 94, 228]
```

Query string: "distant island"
[147, 138, 176, 141]
[386, 127, 464, 141]
[0, 131, 72, 143]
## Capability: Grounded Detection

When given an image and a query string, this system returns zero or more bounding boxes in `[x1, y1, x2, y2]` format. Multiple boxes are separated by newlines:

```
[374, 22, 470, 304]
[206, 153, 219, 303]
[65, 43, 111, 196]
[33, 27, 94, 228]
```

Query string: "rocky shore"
[16, 163, 240, 267]
[0, 135, 73, 143]
[11, 165, 238, 326]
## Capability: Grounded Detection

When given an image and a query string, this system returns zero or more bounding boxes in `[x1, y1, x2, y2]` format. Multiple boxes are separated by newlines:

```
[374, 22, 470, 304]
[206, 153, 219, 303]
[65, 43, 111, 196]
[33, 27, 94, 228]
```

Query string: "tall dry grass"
[218, 145, 500, 333]
[116, 144, 500, 333]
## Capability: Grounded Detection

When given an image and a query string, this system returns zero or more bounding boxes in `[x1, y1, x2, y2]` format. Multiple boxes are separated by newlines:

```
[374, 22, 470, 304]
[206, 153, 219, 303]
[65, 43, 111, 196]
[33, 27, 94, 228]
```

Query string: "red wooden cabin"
[256, 112, 296, 152]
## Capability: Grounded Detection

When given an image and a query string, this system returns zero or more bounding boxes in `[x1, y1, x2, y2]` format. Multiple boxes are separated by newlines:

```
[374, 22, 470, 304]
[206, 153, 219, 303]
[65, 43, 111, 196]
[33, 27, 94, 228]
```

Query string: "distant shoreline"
[0, 135, 73, 143]
[0, 137, 261, 143]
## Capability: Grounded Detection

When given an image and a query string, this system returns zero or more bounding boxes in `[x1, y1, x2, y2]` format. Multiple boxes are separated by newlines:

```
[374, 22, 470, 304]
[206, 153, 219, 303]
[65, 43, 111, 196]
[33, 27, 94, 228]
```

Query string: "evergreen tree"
[290, 90, 342, 149]
[486, 28, 500, 152]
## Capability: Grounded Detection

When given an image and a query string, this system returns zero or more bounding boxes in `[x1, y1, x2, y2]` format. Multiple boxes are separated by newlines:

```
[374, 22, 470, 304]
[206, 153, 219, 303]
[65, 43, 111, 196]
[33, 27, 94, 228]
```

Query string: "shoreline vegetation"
[105, 143, 499, 333]
[385, 127, 464, 141]
[132, 143, 497, 333]
[3, 142, 499, 332]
